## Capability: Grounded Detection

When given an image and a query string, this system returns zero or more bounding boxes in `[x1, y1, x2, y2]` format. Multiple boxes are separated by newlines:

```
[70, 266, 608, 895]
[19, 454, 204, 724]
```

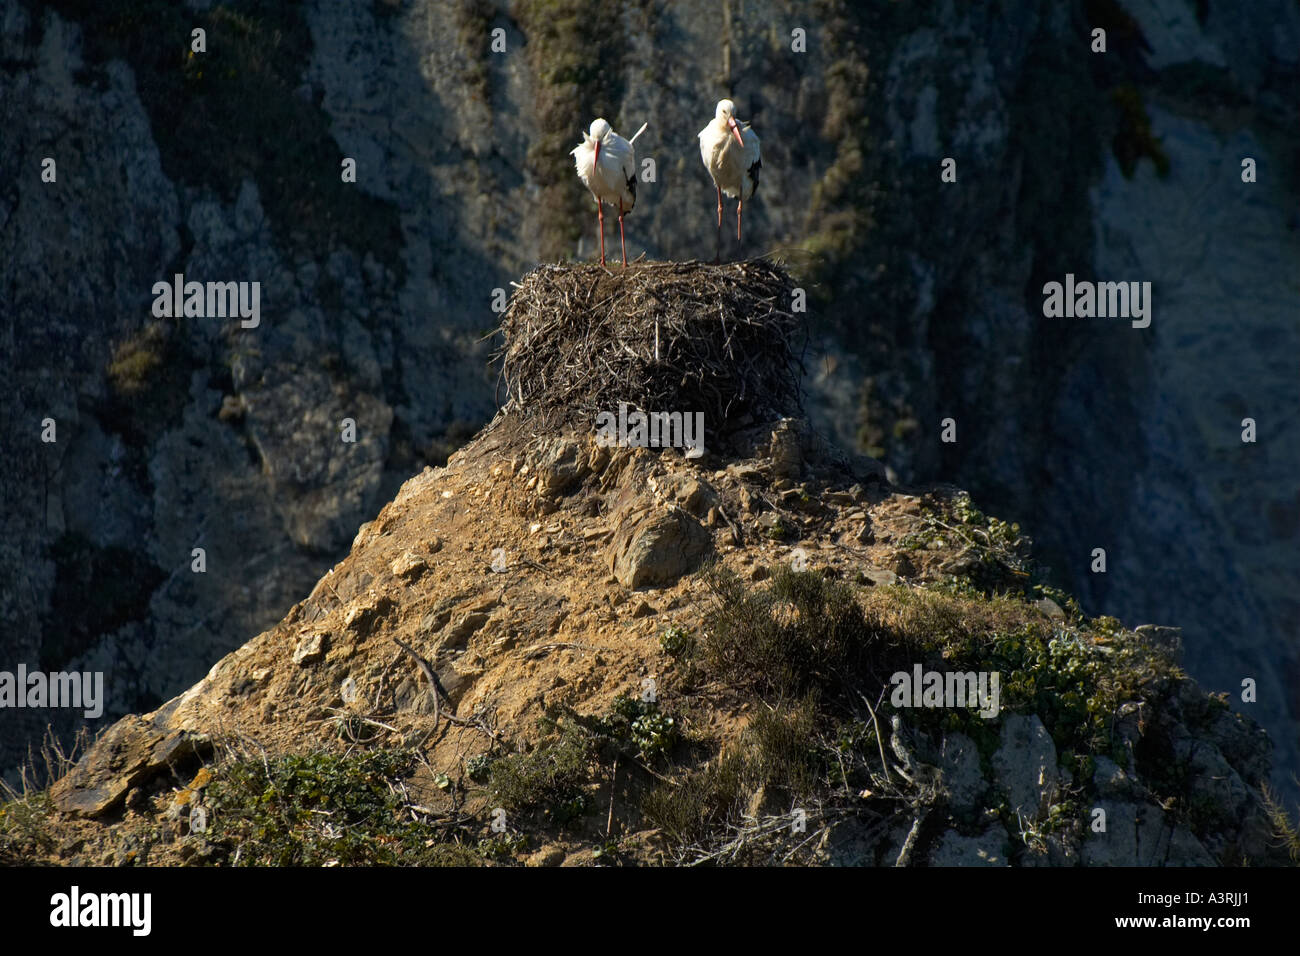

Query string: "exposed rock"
[608, 507, 712, 589]
[343, 593, 392, 636]
[444, 612, 490, 647]
[390, 551, 427, 579]
[888, 553, 916, 579]
[50, 718, 210, 817]
[535, 438, 589, 497]
[767, 421, 803, 480]
[991, 715, 1058, 817]
[630, 600, 656, 619]
[292, 632, 327, 666]
[1033, 597, 1066, 621]
[1134, 624, 1183, 660]
[860, 567, 898, 587]
[1092, 756, 1140, 800]
[659, 475, 716, 516]
[526, 845, 566, 867]
[938, 732, 987, 813]
[928, 827, 1009, 866]
[1081, 802, 1216, 867]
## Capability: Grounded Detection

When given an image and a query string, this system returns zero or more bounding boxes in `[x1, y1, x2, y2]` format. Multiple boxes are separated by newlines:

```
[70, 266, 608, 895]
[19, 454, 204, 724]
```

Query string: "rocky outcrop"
[16, 412, 1280, 864]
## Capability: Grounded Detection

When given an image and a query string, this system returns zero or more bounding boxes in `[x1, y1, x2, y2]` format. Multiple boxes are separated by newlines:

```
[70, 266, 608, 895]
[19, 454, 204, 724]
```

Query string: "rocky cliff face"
[2, 0, 1297, 808]
[855, 0, 1300, 803]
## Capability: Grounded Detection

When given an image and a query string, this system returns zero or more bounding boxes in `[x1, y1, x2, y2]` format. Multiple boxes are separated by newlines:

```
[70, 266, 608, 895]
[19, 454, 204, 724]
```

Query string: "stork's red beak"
[727, 116, 744, 148]
[593, 139, 600, 165]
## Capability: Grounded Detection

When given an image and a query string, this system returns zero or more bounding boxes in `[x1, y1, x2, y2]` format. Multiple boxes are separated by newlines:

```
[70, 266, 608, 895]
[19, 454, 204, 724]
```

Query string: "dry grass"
[495, 259, 805, 433]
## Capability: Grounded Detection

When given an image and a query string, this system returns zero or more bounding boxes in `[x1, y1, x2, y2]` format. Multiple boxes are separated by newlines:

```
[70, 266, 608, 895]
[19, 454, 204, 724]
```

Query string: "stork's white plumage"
[571, 118, 645, 266]
[698, 98, 761, 262]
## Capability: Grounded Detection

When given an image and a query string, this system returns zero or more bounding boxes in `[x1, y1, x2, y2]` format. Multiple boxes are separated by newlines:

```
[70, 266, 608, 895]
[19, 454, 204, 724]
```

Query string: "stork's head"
[587, 118, 612, 165]
[715, 99, 745, 147]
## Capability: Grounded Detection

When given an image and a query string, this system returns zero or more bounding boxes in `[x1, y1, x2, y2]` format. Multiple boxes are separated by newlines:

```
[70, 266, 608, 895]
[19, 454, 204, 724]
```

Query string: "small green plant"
[659, 624, 694, 658]
[465, 753, 492, 782]
[765, 517, 792, 541]
[630, 712, 677, 760]
[477, 832, 528, 862]
[1032, 583, 1084, 623]
[594, 695, 679, 761]
[927, 575, 983, 600]
[900, 492, 1033, 595]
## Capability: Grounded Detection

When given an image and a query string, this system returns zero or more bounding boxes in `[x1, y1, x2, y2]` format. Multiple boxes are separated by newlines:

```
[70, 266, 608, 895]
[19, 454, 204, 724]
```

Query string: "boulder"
[991, 715, 1057, 817]
[608, 506, 712, 589]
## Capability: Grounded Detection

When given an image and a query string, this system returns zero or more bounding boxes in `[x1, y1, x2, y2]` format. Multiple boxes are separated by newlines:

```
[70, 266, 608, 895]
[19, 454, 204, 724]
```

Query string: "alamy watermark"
[151, 272, 260, 328]
[1042, 274, 1151, 329]
[50, 886, 150, 936]
[595, 403, 704, 458]
[889, 664, 1000, 718]
[0, 664, 103, 718]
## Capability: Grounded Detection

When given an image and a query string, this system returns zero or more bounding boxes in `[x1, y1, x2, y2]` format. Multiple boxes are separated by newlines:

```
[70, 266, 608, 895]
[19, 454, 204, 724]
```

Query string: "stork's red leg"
[597, 201, 605, 266]
[737, 198, 743, 244]
[618, 199, 628, 267]
[714, 185, 723, 265]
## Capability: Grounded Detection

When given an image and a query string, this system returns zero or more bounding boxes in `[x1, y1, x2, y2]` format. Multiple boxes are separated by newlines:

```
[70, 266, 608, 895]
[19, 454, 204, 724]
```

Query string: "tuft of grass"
[0, 792, 56, 865]
[695, 563, 879, 703]
[101, 319, 197, 449]
[0, 724, 93, 864]
[106, 323, 168, 397]
[641, 698, 821, 853]
[1261, 785, 1300, 864]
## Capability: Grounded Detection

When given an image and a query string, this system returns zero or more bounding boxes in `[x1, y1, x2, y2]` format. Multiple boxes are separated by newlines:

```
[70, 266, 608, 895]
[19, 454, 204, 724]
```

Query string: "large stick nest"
[495, 260, 805, 433]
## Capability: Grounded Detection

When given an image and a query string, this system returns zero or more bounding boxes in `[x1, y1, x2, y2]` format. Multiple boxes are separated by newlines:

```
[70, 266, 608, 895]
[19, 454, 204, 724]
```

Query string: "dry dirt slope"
[5, 262, 1294, 867]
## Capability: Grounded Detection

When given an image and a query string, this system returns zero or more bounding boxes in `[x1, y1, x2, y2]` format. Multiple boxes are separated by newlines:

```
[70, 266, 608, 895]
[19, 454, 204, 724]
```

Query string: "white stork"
[571, 118, 647, 267]
[698, 98, 761, 262]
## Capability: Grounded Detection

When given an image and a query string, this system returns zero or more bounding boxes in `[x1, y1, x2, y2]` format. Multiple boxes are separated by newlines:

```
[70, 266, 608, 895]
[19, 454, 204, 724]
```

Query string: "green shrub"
[204, 749, 467, 866]
[487, 729, 593, 825]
